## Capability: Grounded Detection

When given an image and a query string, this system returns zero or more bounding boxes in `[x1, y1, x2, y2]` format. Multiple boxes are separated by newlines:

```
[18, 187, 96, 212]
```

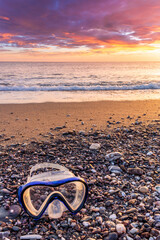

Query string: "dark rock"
[127, 167, 144, 175]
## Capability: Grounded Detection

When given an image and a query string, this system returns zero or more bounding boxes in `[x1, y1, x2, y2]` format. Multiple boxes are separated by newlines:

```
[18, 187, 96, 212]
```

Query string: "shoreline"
[0, 99, 160, 145]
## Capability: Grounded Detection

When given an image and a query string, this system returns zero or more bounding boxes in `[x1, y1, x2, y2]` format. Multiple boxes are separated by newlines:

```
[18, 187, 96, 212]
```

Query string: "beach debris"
[89, 143, 101, 150]
[105, 152, 122, 162]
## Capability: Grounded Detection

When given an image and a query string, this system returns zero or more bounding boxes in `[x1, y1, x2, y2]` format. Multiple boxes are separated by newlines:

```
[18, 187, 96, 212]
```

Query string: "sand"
[0, 100, 160, 145]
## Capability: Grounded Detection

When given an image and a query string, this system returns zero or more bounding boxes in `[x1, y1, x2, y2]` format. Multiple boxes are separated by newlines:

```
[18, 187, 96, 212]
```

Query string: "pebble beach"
[0, 100, 160, 240]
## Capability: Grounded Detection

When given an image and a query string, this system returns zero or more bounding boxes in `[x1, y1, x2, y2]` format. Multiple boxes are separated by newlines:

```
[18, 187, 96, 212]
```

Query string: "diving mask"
[18, 163, 88, 220]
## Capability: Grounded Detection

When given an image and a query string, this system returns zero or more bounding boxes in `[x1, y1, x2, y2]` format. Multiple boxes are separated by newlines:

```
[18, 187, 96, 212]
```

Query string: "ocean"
[0, 62, 160, 103]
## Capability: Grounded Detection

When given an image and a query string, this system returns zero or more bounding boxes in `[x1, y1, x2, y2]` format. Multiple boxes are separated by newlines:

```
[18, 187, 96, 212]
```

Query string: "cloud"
[0, 16, 10, 21]
[0, 0, 160, 53]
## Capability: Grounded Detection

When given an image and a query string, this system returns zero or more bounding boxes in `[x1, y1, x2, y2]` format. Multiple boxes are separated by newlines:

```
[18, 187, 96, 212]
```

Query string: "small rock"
[154, 214, 160, 222]
[105, 221, 116, 228]
[107, 232, 118, 240]
[79, 130, 85, 135]
[0, 205, 21, 222]
[126, 236, 134, 240]
[89, 143, 101, 150]
[147, 151, 153, 156]
[150, 228, 160, 237]
[126, 208, 137, 214]
[83, 221, 90, 227]
[139, 186, 149, 194]
[106, 200, 114, 207]
[116, 224, 126, 234]
[128, 167, 144, 175]
[81, 216, 92, 222]
[0, 231, 10, 239]
[108, 166, 122, 174]
[105, 152, 122, 161]
[96, 216, 103, 224]
[12, 226, 20, 231]
[20, 234, 42, 239]
[130, 227, 139, 234]
[109, 214, 117, 221]
[155, 184, 160, 193]
[0, 188, 11, 195]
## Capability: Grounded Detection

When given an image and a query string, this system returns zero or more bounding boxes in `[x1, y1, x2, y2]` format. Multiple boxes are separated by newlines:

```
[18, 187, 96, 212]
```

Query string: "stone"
[139, 186, 149, 194]
[0, 231, 10, 239]
[12, 226, 20, 231]
[126, 208, 137, 214]
[83, 221, 91, 227]
[81, 216, 92, 221]
[105, 221, 116, 228]
[105, 152, 122, 162]
[107, 232, 118, 240]
[127, 167, 144, 175]
[116, 224, 126, 234]
[0, 188, 11, 195]
[154, 214, 160, 221]
[0, 205, 21, 222]
[147, 151, 153, 156]
[109, 214, 117, 221]
[129, 228, 139, 234]
[150, 228, 160, 237]
[126, 236, 134, 240]
[155, 184, 160, 193]
[89, 143, 101, 150]
[106, 200, 114, 207]
[108, 166, 122, 174]
[20, 234, 42, 239]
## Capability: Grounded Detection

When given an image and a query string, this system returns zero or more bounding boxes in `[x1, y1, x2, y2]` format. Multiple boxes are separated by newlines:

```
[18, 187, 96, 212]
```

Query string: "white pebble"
[109, 214, 117, 221]
[83, 221, 90, 227]
[129, 227, 139, 234]
[105, 152, 122, 161]
[147, 151, 153, 156]
[90, 143, 101, 150]
[116, 223, 126, 234]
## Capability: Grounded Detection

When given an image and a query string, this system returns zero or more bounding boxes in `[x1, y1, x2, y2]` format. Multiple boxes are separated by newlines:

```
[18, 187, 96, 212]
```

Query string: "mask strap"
[28, 163, 70, 182]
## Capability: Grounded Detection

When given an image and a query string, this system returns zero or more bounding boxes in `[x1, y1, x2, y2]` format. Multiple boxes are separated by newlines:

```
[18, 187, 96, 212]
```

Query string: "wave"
[0, 83, 160, 91]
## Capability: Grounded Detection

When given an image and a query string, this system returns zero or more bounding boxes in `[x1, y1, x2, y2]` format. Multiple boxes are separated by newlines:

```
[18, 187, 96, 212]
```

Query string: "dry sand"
[0, 100, 160, 144]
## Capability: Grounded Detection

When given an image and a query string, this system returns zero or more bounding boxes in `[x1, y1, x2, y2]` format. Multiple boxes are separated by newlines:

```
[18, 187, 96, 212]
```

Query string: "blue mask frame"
[18, 177, 88, 220]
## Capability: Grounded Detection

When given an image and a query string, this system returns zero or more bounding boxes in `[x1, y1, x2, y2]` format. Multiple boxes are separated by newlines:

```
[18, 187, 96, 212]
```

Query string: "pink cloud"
[0, 0, 160, 50]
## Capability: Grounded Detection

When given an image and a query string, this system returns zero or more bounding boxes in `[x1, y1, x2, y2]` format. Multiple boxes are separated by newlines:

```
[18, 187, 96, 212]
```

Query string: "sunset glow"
[1, 0, 160, 61]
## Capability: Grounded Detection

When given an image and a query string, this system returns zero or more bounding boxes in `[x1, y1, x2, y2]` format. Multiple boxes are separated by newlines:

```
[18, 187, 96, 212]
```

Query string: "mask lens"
[23, 181, 86, 217]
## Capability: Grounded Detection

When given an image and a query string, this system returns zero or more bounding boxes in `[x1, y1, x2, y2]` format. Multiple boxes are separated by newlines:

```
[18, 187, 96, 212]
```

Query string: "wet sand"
[0, 100, 160, 144]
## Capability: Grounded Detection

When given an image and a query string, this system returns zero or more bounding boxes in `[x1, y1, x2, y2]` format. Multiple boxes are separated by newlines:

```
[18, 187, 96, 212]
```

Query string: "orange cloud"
[0, 16, 10, 21]
[0, 33, 14, 40]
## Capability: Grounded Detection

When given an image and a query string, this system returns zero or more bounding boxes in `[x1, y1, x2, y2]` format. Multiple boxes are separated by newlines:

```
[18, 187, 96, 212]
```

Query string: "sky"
[0, 0, 160, 62]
